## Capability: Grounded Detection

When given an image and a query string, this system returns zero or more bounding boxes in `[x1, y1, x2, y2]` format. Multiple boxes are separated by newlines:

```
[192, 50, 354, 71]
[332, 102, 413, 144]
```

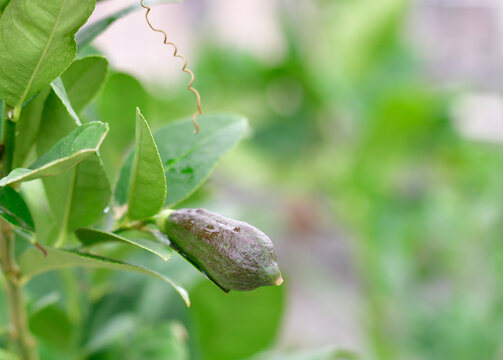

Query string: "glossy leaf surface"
[0, 0, 95, 107]
[37, 91, 111, 245]
[51, 78, 80, 124]
[116, 115, 247, 207]
[13, 88, 51, 168]
[60, 55, 109, 112]
[19, 247, 189, 306]
[0, 122, 108, 186]
[0, 186, 34, 231]
[75, 228, 173, 261]
[190, 279, 284, 360]
[127, 108, 166, 220]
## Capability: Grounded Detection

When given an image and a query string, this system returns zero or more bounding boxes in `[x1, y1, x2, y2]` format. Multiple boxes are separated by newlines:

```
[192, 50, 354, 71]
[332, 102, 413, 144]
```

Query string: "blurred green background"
[18, 0, 503, 359]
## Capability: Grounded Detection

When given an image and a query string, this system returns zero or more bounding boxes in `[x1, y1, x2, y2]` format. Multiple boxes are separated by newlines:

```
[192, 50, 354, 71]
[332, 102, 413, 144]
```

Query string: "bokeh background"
[35, 0, 503, 359]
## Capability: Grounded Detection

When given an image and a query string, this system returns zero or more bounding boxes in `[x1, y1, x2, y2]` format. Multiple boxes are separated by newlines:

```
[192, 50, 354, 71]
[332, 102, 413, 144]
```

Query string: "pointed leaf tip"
[127, 109, 167, 220]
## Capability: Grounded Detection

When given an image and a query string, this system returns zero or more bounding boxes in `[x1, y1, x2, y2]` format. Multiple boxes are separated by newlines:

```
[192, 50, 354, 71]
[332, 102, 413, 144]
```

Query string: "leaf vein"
[17, 0, 68, 106]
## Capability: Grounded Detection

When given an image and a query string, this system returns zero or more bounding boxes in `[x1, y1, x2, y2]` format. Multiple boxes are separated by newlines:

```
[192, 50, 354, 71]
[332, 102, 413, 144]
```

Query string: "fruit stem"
[154, 209, 174, 233]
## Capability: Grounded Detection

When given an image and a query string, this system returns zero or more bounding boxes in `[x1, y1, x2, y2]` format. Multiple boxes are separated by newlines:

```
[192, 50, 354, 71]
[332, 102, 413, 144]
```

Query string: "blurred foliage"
[181, 0, 503, 359]
[4, 0, 502, 358]
[248, 347, 359, 360]
[95, 73, 149, 177]
[189, 279, 285, 360]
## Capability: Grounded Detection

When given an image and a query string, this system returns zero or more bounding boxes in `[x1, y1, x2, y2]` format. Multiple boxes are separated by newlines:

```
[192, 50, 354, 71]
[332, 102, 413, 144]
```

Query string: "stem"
[154, 209, 174, 233]
[0, 222, 38, 360]
[0, 106, 38, 359]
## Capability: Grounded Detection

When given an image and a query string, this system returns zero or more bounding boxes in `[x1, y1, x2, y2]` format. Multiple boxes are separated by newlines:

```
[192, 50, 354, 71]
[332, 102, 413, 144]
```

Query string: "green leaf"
[13, 88, 51, 168]
[12, 55, 107, 170]
[189, 279, 284, 360]
[98, 322, 189, 359]
[127, 108, 166, 220]
[19, 247, 189, 306]
[20, 181, 57, 248]
[43, 154, 111, 243]
[0, 0, 95, 107]
[36, 92, 79, 154]
[116, 115, 248, 207]
[30, 304, 73, 350]
[84, 313, 137, 354]
[96, 72, 148, 176]
[76, 0, 182, 48]
[29, 122, 106, 172]
[37, 91, 111, 246]
[0, 0, 10, 15]
[129, 323, 189, 360]
[75, 228, 173, 261]
[51, 77, 80, 124]
[60, 56, 109, 112]
[0, 186, 34, 231]
[0, 122, 109, 187]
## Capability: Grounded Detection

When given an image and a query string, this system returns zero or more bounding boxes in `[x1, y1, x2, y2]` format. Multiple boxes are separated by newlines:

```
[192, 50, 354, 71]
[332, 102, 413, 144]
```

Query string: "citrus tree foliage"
[0, 1, 293, 359]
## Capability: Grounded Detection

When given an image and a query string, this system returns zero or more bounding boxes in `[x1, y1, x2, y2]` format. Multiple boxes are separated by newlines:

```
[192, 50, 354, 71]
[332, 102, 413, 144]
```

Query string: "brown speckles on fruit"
[158, 208, 283, 292]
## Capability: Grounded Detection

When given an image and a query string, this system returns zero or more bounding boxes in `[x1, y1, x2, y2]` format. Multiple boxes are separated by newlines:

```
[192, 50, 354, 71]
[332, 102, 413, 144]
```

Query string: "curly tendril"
[140, 0, 202, 133]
